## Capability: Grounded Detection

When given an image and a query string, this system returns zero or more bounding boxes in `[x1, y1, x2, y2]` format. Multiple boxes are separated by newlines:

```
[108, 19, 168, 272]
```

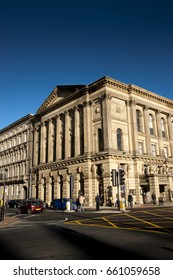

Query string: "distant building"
[0, 114, 34, 203]
[30, 76, 173, 206]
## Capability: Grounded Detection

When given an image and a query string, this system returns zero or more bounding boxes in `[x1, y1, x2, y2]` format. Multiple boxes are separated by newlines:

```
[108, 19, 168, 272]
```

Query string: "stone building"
[0, 114, 34, 202]
[31, 76, 173, 206]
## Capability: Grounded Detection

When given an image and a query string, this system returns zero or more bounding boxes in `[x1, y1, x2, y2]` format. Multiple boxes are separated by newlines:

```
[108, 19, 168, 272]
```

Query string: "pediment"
[37, 85, 85, 114]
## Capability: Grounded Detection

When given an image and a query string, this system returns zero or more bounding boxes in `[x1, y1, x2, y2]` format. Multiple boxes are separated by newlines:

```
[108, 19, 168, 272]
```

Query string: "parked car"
[6, 199, 25, 208]
[17, 199, 45, 214]
[50, 198, 77, 210]
[28, 198, 48, 209]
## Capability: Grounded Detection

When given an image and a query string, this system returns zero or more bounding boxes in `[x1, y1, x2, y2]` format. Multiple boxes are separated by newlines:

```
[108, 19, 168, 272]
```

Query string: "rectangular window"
[98, 128, 104, 151]
[151, 144, 157, 156]
[163, 146, 168, 158]
[138, 141, 144, 155]
[150, 127, 154, 135]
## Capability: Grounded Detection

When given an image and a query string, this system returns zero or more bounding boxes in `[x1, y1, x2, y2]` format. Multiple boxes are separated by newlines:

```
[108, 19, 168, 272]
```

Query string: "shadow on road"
[45, 225, 147, 260]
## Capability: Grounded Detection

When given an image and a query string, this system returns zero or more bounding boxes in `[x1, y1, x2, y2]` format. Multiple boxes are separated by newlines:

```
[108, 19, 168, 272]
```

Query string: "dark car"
[50, 198, 77, 210]
[7, 199, 25, 208]
[17, 199, 44, 214]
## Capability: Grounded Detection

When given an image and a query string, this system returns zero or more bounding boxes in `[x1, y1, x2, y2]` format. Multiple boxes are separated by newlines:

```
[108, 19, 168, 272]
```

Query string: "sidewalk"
[84, 200, 173, 212]
[133, 201, 173, 208]
[0, 215, 17, 228]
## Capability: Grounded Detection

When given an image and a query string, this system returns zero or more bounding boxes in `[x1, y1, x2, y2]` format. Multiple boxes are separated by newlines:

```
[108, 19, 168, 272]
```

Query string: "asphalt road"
[0, 206, 173, 260]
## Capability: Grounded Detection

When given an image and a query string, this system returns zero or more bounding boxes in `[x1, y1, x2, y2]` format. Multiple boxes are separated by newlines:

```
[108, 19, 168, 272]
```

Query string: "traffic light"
[111, 169, 117, 186]
[119, 169, 125, 185]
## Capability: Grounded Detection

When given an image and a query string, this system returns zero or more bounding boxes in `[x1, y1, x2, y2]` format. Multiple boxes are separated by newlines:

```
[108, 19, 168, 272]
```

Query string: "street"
[0, 206, 173, 260]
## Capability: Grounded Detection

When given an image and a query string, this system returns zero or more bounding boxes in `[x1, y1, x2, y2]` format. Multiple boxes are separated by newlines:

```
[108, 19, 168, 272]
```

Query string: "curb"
[0, 216, 17, 228]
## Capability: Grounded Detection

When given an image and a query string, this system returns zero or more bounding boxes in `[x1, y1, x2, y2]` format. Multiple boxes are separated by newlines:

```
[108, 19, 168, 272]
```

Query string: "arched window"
[161, 118, 166, 138]
[136, 110, 141, 132]
[117, 128, 123, 151]
[149, 114, 154, 135]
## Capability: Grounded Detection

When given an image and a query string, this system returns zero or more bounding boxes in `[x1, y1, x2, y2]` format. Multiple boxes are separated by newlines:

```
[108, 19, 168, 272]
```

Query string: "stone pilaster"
[48, 119, 54, 162]
[62, 171, 70, 198]
[74, 106, 80, 157]
[33, 127, 39, 166]
[130, 100, 138, 154]
[65, 111, 70, 158]
[143, 106, 151, 155]
[83, 161, 93, 206]
[156, 110, 163, 156]
[83, 94, 92, 155]
[53, 172, 60, 198]
[40, 122, 46, 164]
[56, 115, 61, 160]
[168, 114, 173, 157]
[73, 172, 80, 199]
[102, 93, 113, 151]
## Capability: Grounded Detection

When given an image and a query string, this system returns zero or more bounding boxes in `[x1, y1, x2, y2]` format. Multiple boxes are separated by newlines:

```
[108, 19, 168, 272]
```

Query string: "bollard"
[66, 201, 71, 211]
[120, 199, 126, 211]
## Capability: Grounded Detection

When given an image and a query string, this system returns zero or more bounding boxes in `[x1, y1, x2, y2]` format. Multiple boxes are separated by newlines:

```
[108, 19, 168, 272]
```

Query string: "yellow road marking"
[101, 217, 118, 228]
[124, 213, 173, 234]
[142, 210, 173, 220]
[65, 221, 166, 234]
[124, 213, 164, 228]
[65, 211, 173, 235]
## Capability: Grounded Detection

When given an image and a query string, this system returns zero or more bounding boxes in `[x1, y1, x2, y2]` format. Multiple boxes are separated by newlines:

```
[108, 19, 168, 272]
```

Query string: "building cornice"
[0, 114, 34, 134]
[35, 76, 173, 118]
[128, 84, 173, 108]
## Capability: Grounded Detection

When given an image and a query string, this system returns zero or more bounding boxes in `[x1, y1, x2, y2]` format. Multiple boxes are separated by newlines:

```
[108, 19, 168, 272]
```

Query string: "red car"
[17, 199, 44, 214]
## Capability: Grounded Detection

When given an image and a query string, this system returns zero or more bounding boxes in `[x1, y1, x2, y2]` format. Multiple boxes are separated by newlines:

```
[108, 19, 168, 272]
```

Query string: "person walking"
[95, 194, 101, 211]
[151, 193, 156, 205]
[78, 194, 85, 212]
[128, 194, 133, 208]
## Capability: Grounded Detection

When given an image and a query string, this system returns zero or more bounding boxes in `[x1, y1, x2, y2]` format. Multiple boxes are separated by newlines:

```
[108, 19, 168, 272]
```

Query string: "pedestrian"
[151, 193, 156, 205]
[78, 194, 85, 212]
[76, 197, 80, 211]
[95, 194, 101, 211]
[128, 194, 133, 208]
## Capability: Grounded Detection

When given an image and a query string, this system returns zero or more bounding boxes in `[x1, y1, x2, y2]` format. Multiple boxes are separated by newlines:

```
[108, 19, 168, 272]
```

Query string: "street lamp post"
[0, 169, 7, 222]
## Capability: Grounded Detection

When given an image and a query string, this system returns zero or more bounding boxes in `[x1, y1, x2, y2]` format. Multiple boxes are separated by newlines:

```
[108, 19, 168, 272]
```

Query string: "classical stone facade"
[0, 114, 34, 203]
[30, 76, 173, 206]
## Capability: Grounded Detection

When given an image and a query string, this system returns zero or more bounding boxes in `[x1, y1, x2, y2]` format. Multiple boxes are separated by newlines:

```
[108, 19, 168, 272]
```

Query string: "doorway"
[140, 185, 150, 204]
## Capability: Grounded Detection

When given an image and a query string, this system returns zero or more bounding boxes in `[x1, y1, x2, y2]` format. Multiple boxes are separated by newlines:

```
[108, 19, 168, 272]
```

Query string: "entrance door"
[141, 185, 150, 203]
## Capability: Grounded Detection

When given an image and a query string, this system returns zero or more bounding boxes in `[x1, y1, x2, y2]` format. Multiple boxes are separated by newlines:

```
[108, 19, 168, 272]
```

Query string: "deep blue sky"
[0, 0, 173, 129]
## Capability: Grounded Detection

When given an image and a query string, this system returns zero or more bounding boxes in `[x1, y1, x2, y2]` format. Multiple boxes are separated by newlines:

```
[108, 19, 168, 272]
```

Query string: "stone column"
[83, 162, 93, 206]
[83, 96, 92, 155]
[56, 115, 61, 160]
[48, 119, 54, 162]
[168, 114, 173, 157]
[156, 110, 163, 156]
[74, 106, 80, 157]
[73, 172, 80, 199]
[130, 100, 138, 154]
[40, 122, 46, 164]
[102, 94, 113, 151]
[38, 177, 45, 201]
[62, 171, 69, 198]
[65, 111, 70, 158]
[143, 106, 151, 155]
[33, 127, 39, 167]
[126, 101, 133, 154]
[47, 175, 53, 206]
[53, 172, 59, 198]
